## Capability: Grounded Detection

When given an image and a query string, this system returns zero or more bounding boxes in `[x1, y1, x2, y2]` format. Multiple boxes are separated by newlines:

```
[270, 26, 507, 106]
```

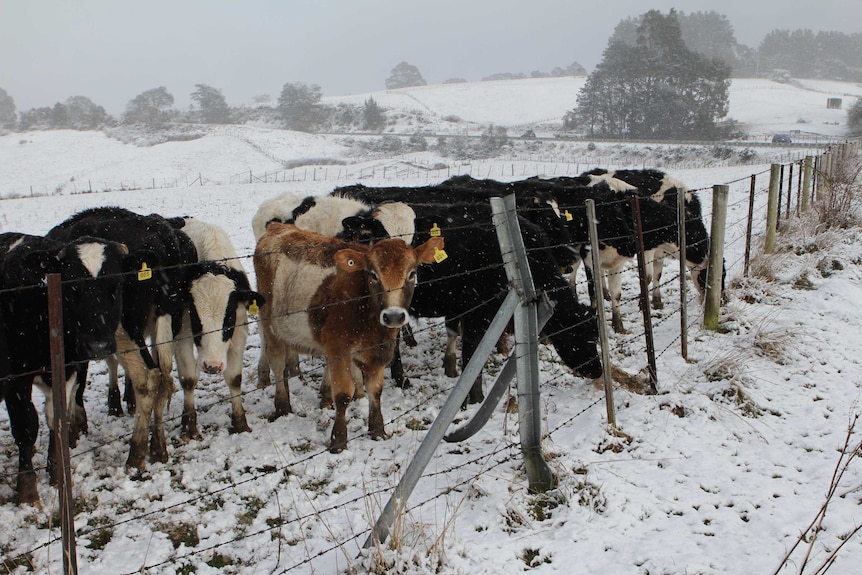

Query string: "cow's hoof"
[230, 415, 251, 434]
[16, 471, 41, 507]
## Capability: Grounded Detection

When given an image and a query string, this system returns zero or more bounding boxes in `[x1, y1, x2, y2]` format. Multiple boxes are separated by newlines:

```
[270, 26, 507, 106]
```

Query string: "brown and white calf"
[251, 192, 416, 388]
[253, 222, 442, 452]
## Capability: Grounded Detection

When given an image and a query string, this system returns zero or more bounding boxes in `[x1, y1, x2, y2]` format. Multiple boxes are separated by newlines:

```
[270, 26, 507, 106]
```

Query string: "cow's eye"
[369, 271, 380, 283]
[407, 270, 417, 283]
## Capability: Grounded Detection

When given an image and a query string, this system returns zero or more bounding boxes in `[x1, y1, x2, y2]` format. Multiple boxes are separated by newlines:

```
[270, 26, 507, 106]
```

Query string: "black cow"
[0, 233, 127, 505]
[333, 179, 578, 271]
[46, 207, 198, 473]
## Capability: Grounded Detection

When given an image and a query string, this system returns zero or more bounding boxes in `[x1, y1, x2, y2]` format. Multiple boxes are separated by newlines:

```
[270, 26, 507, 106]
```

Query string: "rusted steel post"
[777, 163, 785, 226]
[743, 174, 756, 277]
[786, 162, 793, 219]
[47, 273, 79, 575]
[630, 196, 658, 393]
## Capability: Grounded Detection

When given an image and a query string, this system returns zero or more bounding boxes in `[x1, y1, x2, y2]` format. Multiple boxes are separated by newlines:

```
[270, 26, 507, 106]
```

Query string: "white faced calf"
[172, 217, 263, 438]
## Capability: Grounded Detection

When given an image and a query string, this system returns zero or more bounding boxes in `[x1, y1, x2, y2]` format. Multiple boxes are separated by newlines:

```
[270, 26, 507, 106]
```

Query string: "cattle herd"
[0, 168, 716, 506]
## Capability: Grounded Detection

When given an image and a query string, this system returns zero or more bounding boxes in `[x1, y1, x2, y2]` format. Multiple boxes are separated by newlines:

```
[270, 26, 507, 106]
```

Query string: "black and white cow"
[533, 175, 712, 333]
[252, 191, 415, 245]
[0, 232, 127, 505]
[580, 168, 721, 309]
[167, 217, 263, 438]
[47, 207, 199, 473]
[333, 179, 578, 271]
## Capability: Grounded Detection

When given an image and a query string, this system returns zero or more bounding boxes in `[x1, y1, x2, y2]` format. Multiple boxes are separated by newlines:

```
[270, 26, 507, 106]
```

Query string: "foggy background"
[1, 0, 859, 114]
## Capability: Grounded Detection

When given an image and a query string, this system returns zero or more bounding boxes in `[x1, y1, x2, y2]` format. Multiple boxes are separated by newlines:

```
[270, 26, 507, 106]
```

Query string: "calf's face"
[188, 269, 262, 374]
[334, 237, 444, 329]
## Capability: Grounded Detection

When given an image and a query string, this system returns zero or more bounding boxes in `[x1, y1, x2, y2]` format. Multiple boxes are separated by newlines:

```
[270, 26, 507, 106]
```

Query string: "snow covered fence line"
[4, 147, 860, 574]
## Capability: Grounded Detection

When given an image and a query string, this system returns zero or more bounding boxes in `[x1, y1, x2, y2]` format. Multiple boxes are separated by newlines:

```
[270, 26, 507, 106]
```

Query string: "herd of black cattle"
[0, 168, 715, 506]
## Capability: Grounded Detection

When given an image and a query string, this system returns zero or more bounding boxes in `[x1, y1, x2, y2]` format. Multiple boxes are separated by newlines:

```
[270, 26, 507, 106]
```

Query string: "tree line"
[1, 11, 860, 140]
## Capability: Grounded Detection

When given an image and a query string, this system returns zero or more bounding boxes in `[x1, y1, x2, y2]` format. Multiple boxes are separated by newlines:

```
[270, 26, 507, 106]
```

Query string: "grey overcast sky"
[1, 0, 859, 115]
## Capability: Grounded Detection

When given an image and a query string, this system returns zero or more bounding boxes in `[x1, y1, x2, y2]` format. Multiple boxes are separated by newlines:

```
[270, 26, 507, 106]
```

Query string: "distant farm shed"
[827, 98, 843, 109]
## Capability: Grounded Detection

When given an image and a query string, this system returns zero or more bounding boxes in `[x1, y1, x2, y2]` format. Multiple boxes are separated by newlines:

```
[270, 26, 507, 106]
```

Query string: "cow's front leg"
[327, 357, 354, 453]
[363, 366, 387, 441]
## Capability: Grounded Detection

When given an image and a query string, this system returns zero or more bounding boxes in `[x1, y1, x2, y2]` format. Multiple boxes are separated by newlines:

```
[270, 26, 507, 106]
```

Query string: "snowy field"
[1, 78, 862, 574]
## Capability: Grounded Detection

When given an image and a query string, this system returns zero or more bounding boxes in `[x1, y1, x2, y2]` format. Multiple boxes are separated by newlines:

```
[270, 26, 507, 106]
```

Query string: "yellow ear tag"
[430, 223, 442, 237]
[433, 247, 448, 263]
[564, 210, 573, 221]
[137, 262, 153, 281]
[249, 299, 260, 315]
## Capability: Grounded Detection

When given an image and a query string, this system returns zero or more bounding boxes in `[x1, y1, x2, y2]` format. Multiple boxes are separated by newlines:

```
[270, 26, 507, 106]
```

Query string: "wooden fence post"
[678, 180, 689, 358]
[764, 164, 781, 254]
[704, 185, 729, 331]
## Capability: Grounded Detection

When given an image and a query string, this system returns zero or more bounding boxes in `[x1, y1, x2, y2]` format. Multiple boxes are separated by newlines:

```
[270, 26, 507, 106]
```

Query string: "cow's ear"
[339, 215, 372, 242]
[236, 290, 265, 308]
[123, 250, 160, 273]
[415, 236, 444, 264]
[334, 249, 367, 272]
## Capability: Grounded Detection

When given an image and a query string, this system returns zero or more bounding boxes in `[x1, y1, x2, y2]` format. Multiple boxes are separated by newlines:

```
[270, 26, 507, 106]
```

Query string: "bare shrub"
[815, 156, 862, 229]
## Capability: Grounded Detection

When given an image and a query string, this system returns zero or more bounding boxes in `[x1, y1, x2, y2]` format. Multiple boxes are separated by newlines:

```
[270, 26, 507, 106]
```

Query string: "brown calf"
[253, 222, 443, 452]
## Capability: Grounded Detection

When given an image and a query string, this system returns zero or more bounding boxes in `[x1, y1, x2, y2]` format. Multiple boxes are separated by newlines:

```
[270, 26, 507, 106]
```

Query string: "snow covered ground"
[1, 78, 861, 575]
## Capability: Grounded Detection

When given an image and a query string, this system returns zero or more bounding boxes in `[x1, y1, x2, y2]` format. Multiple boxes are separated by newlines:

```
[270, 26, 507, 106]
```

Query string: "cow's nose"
[380, 308, 408, 328]
[202, 361, 224, 375]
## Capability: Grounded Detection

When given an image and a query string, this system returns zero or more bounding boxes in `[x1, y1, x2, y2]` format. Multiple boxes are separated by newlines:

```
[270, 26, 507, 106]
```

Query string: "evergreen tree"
[191, 84, 231, 124]
[758, 30, 862, 81]
[363, 96, 384, 130]
[385, 62, 427, 89]
[571, 9, 730, 140]
[0, 87, 16, 130]
[277, 82, 324, 132]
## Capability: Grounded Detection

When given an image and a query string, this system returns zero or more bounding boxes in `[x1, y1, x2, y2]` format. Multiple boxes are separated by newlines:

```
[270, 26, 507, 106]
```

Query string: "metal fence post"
[630, 196, 658, 393]
[47, 273, 79, 575]
[743, 174, 756, 277]
[492, 194, 555, 493]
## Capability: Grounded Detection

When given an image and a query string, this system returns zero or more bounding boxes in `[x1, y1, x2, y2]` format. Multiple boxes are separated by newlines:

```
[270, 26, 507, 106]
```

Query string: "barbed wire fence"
[0, 141, 858, 574]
